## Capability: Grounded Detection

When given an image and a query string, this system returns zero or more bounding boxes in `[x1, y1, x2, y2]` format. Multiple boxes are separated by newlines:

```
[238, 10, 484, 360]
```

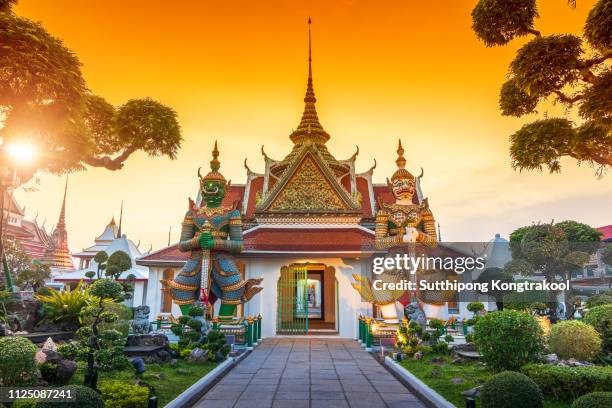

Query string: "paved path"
[195, 338, 426, 408]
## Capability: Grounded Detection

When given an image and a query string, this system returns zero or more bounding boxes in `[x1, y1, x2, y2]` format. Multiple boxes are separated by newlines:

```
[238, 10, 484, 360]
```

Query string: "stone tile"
[348, 400, 386, 408]
[234, 400, 273, 408]
[311, 400, 348, 408]
[275, 391, 310, 400]
[210, 384, 248, 393]
[380, 393, 421, 402]
[311, 382, 343, 392]
[203, 390, 243, 400]
[338, 375, 368, 384]
[245, 384, 278, 393]
[194, 400, 236, 408]
[250, 378, 281, 385]
[310, 391, 345, 400]
[386, 400, 426, 408]
[277, 383, 307, 392]
[370, 381, 408, 393]
[341, 382, 374, 392]
[281, 378, 310, 385]
[272, 400, 309, 408]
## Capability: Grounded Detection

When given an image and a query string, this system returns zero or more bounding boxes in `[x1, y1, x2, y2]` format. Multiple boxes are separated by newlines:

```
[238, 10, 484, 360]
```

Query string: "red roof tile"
[243, 227, 374, 252]
[597, 225, 612, 241]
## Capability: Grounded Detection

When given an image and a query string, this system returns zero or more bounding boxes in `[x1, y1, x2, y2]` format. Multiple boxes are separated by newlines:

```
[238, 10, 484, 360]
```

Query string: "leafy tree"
[476, 267, 515, 310]
[104, 251, 131, 280]
[602, 244, 612, 267]
[15, 260, 50, 292]
[472, 0, 611, 176]
[508, 221, 602, 318]
[93, 251, 108, 279]
[78, 279, 127, 390]
[2, 238, 29, 285]
[0, 2, 182, 184]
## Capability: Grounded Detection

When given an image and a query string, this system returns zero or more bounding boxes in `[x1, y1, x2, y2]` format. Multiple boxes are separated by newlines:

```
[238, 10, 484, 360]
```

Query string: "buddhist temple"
[137, 21, 472, 337]
[41, 179, 74, 271]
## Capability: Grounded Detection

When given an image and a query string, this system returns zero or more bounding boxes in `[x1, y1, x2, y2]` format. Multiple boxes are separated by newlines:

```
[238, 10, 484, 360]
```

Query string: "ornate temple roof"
[268, 19, 351, 179]
[42, 179, 74, 270]
[55, 234, 148, 282]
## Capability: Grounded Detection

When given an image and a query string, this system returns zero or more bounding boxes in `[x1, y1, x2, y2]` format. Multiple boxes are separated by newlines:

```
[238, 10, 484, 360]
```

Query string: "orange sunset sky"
[11, 0, 611, 254]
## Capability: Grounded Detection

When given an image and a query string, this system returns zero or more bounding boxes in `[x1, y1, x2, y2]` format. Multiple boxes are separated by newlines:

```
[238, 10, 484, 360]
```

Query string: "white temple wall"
[243, 256, 368, 339]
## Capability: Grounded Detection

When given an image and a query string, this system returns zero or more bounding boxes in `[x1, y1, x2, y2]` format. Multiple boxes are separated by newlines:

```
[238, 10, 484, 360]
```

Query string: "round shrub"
[585, 293, 612, 308]
[0, 336, 37, 386]
[583, 304, 612, 353]
[474, 310, 544, 371]
[481, 371, 543, 408]
[89, 279, 123, 300]
[572, 392, 612, 408]
[99, 380, 149, 408]
[37, 385, 103, 408]
[549, 320, 601, 361]
[521, 364, 612, 401]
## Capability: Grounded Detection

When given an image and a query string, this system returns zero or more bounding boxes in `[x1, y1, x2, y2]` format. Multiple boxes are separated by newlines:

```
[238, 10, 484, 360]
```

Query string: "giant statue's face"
[201, 179, 226, 207]
[391, 178, 415, 201]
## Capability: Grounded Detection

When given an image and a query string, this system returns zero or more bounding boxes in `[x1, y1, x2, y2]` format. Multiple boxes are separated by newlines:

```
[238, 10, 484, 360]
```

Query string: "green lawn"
[70, 360, 217, 407]
[399, 355, 571, 408]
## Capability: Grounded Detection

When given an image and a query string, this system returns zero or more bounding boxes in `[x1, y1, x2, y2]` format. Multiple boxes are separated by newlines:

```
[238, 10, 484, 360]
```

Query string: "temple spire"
[117, 201, 123, 238]
[57, 178, 68, 228]
[290, 17, 329, 145]
[42, 177, 74, 270]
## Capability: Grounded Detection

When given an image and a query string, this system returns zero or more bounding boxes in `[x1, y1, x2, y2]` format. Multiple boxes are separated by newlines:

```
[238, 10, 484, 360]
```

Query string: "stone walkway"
[195, 338, 426, 408]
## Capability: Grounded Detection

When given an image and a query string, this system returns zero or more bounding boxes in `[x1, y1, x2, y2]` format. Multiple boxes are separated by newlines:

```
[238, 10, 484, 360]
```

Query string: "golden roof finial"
[290, 17, 330, 145]
[390, 139, 414, 182]
[396, 139, 407, 169]
[198, 141, 226, 183]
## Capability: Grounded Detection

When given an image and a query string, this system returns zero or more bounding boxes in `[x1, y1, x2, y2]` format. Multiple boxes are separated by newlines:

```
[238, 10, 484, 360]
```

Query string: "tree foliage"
[508, 221, 602, 317]
[472, 0, 612, 175]
[0, 2, 182, 182]
[105, 251, 131, 280]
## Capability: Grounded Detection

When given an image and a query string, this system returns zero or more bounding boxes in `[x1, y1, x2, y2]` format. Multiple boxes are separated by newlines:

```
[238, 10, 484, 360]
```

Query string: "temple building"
[53, 216, 150, 307]
[137, 22, 474, 338]
[41, 179, 74, 271]
[2, 191, 49, 260]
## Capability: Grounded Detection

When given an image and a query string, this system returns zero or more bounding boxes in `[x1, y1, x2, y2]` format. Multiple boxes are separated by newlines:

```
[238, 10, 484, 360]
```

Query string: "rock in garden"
[545, 353, 558, 364]
[0, 323, 6, 336]
[55, 360, 77, 385]
[170, 358, 178, 367]
[131, 357, 146, 374]
[451, 377, 464, 384]
[42, 337, 57, 351]
[187, 348, 209, 363]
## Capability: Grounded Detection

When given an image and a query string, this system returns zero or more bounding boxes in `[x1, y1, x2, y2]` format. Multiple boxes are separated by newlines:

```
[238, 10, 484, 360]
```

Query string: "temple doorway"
[276, 263, 338, 335]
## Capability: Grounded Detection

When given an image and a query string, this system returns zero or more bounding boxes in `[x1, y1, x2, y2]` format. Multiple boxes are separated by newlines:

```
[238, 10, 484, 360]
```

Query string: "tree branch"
[82, 145, 138, 170]
[527, 28, 541, 37]
[553, 90, 582, 104]
[583, 49, 612, 68]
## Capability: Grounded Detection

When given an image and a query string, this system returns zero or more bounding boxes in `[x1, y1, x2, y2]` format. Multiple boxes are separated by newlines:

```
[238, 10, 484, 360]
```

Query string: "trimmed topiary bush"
[585, 292, 612, 308]
[99, 380, 149, 408]
[36, 385, 103, 408]
[0, 336, 37, 386]
[473, 310, 544, 371]
[549, 320, 601, 361]
[481, 371, 543, 408]
[521, 364, 612, 401]
[583, 304, 612, 354]
[571, 391, 612, 408]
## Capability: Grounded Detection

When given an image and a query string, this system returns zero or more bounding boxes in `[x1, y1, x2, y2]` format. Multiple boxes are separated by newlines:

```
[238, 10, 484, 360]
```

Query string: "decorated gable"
[257, 148, 361, 214]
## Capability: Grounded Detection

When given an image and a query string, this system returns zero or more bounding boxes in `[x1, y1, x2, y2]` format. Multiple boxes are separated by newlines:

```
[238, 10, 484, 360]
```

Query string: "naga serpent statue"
[352, 140, 437, 323]
[169, 142, 263, 319]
